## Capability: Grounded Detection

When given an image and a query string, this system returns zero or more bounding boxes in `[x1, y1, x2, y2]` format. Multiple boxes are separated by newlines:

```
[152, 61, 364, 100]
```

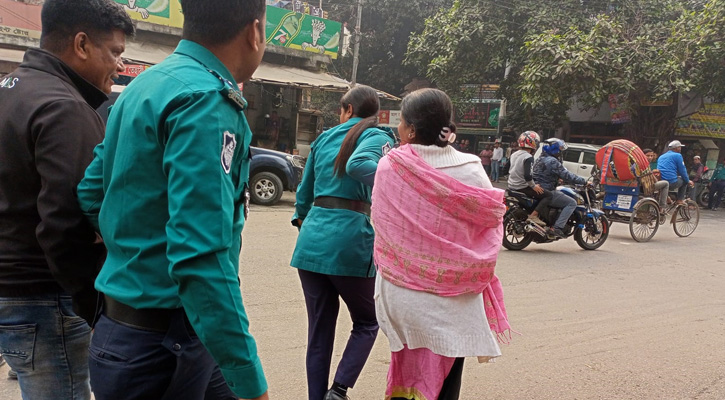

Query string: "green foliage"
[327, 0, 453, 95]
[407, 0, 725, 142]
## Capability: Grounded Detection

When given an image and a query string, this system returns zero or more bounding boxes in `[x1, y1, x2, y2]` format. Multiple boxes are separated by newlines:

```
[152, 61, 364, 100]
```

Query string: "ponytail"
[334, 116, 379, 177]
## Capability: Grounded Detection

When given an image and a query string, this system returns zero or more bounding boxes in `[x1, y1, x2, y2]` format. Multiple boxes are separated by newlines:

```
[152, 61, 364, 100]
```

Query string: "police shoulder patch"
[382, 142, 392, 156]
[221, 131, 237, 174]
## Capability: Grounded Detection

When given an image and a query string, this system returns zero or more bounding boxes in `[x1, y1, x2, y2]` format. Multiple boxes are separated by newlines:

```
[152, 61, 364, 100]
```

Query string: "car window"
[581, 151, 597, 166]
[563, 150, 582, 163]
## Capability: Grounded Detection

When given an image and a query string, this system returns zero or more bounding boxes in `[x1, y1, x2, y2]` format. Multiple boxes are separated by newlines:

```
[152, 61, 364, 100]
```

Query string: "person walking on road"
[491, 141, 504, 182]
[0, 1, 133, 399]
[76, 1, 270, 399]
[371, 88, 512, 400]
[479, 144, 493, 176]
[707, 158, 725, 211]
[291, 85, 396, 400]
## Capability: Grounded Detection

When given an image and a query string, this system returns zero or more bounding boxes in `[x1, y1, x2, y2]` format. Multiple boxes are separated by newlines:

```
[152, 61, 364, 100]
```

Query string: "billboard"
[266, 6, 341, 59]
[0, 0, 42, 40]
[112, 2, 341, 58]
[676, 103, 725, 139]
[113, 0, 184, 28]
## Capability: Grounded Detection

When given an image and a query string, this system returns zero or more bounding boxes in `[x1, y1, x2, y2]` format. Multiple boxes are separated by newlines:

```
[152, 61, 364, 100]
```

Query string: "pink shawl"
[371, 144, 513, 338]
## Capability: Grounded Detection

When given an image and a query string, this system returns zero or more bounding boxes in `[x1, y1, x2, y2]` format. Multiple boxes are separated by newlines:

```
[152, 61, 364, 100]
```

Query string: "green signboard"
[266, 6, 341, 59]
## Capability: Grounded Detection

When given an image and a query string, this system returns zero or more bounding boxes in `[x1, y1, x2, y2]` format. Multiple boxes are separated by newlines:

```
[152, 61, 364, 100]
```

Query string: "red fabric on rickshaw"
[595, 139, 650, 185]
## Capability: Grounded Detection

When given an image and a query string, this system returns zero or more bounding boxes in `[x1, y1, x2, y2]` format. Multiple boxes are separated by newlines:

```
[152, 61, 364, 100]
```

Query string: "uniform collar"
[174, 40, 238, 87]
[20, 48, 108, 109]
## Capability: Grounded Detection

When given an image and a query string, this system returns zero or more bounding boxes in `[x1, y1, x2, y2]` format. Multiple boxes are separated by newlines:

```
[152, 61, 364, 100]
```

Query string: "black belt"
[314, 196, 371, 216]
[103, 295, 195, 334]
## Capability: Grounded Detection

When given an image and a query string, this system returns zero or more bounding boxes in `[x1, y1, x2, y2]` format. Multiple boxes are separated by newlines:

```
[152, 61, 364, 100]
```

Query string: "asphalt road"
[1, 191, 723, 399]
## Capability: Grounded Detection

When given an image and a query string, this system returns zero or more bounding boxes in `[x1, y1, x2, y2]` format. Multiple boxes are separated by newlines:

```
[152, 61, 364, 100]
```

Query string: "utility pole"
[350, 0, 362, 86]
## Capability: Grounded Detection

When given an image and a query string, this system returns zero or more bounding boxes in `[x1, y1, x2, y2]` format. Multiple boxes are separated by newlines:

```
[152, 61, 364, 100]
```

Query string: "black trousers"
[298, 269, 378, 400]
[515, 186, 552, 215]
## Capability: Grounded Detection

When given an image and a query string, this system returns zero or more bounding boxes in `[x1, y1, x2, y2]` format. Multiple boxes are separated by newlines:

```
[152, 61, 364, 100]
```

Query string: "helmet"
[517, 131, 541, 150]
[543, 139, 568, 156]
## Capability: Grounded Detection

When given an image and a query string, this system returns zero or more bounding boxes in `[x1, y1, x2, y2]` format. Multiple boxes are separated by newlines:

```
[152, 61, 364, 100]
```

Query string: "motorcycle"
[503, 184, 610, 251]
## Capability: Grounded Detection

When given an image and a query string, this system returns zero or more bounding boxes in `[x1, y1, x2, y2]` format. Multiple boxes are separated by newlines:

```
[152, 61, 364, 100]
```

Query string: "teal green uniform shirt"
[713, 163, 725, 181]
[291, 118, 395, 277]
[77, 40, 266, 398]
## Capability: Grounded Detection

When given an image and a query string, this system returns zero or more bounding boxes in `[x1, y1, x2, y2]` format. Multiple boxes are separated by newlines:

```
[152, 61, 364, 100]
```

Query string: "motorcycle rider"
[532, 139, 586, 238]
[507, 131, 551, 226]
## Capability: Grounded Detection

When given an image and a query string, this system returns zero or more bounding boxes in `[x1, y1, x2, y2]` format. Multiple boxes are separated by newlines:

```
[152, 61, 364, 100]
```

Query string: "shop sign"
[455, 103, 500, 129]
[676, 103, 725, 139]
[608, 94, 631, 124]
[119, 64, 149, 78]
[378, 110, 401, 128]
[0, 0, 41, 39]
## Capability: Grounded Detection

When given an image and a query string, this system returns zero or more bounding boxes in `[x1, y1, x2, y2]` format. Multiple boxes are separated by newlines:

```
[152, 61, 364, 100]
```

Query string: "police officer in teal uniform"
[291, 85, 396, 400]
[76, 1, 269, 399]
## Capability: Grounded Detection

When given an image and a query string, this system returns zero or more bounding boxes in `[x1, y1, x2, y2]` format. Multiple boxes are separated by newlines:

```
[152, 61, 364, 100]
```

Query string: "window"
[563, 150, 582, 163]
[581, 151, 597, 166]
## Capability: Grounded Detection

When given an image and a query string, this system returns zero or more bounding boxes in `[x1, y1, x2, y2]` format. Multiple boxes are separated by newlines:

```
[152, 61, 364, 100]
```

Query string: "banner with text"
[0, 0, 41, 40]
[676, 103, 725, 139]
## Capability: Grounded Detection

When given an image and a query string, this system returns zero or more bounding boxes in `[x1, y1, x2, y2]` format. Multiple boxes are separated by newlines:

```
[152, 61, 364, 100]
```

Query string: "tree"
[326, 0, 453, 96]
[406, 0, 725, 145]
[520, 0, 724, 146]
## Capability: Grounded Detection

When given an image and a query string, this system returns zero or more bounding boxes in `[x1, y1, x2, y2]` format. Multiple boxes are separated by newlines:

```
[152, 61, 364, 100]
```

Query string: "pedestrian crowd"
[0, 1, 512, 400]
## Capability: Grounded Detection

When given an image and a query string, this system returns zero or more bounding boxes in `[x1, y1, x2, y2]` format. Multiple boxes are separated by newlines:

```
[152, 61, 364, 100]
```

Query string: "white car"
[534, 142, 602, 179]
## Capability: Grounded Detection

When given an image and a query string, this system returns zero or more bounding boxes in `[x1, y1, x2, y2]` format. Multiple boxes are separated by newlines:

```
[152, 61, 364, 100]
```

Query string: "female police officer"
[291, 85, 395, 400]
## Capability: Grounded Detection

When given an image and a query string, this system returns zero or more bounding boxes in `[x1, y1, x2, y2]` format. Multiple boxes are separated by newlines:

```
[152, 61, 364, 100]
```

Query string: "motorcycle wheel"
[502, 214, 532, 251]
[574, 215, 609, 250]
[697, 187, 710, 208]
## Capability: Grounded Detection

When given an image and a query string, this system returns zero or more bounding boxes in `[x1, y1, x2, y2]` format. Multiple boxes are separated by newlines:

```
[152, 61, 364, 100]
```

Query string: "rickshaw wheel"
[629, 199, 660, 242]
[673, 199, 699, 237]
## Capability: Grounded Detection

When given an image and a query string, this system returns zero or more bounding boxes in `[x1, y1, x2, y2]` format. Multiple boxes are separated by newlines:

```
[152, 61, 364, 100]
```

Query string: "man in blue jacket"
[657, 141, 694, 204]
[533, 139, 586, 238]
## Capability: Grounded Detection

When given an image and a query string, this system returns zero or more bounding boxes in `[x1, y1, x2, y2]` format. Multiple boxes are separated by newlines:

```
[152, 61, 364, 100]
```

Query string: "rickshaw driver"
[532, 139, 587, 238]
[657, 141, 694, 205]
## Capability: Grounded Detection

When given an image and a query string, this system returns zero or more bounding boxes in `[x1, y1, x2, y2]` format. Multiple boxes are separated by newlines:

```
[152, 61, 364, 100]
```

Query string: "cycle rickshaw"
[595, 140, 699, 242]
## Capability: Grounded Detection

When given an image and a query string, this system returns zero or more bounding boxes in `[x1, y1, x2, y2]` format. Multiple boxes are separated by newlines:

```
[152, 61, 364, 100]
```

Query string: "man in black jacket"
[0, 1, 133, 398]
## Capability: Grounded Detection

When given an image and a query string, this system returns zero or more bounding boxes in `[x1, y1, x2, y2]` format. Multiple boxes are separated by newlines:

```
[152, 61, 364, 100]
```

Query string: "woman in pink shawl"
[371, 89, 511, 400]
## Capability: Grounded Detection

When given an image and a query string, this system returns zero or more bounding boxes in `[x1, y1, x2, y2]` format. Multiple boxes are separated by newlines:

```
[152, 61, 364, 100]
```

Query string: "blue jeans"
[491, 160, 501, 182]
[669, 177, 689, 201]
[0, 294, 91, 400]
[89, 313, 236, 400]
[550, 191, 577, 230]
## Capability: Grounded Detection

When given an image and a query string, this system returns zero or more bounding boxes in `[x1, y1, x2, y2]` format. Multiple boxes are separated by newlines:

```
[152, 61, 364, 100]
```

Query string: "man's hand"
[688, 181, 695, 188]
[241, 392, 269, 400]
[533, 184, 544, 194]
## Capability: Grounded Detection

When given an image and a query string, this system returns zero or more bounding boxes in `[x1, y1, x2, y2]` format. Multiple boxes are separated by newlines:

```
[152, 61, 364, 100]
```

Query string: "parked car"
[534, 142, 602, 179]
[99, 87, 304, 206]
[249, 147, 305, 205]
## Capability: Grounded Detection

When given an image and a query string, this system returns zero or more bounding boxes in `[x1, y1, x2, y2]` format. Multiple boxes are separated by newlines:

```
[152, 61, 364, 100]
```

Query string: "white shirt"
[492, 147, 504, 161]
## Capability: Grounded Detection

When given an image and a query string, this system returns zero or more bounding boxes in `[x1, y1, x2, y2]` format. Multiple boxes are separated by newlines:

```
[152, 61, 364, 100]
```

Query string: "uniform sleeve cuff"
[221, 359, 268, 399]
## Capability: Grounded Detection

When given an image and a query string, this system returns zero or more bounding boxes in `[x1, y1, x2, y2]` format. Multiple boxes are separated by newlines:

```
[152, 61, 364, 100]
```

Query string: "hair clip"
[439, 127, 456, 143]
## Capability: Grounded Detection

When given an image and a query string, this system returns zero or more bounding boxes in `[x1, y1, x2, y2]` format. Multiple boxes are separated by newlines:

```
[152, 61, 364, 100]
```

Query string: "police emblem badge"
[221, 131, 237, 174]
[382, 142, 392, 156]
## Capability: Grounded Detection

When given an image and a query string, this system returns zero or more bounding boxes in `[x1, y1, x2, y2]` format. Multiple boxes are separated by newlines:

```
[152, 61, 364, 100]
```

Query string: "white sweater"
[375, 144, 501, 361]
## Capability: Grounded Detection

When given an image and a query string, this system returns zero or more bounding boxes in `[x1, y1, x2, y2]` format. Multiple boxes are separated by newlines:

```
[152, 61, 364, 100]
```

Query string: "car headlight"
[286, 155, 306, 169]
